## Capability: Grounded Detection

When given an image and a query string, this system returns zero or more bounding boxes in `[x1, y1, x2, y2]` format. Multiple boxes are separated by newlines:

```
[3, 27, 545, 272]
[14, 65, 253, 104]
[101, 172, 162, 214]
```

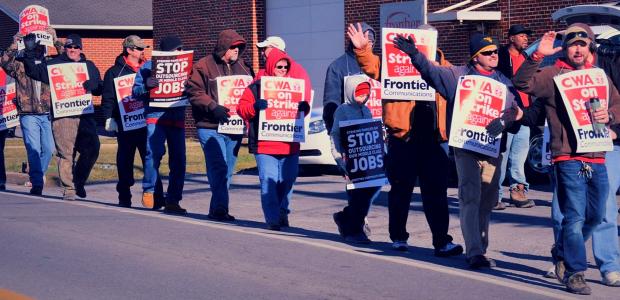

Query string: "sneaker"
[493, 201, 507, 210]
[75, 184, 87, 198]
[565, 272, 591, 295]
[602, 271, 620, 287]
[554, 260, 566, 283]
[363, 218, 371, 236]
[153, 194, 165, 210]
[164, 203, 187, 215]
[333, 212, 345, 237]
[207, 212, 236, 222]
[345, 232, 371, 244]
[141, 192, 154, 209]
[435, 242, 464, 257]
[63, 189, 76, 201]
[267, 224, 281, 231]
[544, 266, 556, 279]
[29, 186, 43, 196]
[467, 255, 496, 269]
[392, 240, 409, 251]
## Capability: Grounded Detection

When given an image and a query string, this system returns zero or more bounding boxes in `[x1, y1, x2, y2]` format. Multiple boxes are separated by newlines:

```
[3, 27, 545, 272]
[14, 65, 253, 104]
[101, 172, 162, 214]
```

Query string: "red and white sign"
[258, 76, 306, 142]
[0, 69, 19, 131]
[381, 28, 436, 101]
[114, 74, 145, 131]
[47, 63, 93, 118]
[449, 75, 507, 157]
[344, 75, 382, 120]
[554, 69, 613, 152]
[18, 5, 53, 49]
[149, 50, 193, 108]
[217, 75, 253, 135]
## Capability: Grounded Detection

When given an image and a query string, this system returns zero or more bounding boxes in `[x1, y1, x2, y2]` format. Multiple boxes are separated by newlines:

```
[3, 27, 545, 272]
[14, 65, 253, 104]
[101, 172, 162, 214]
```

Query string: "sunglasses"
[275, 65, 289, 70]
[229, 45, 240, 50]
[564, 31, 589, 41]
[132, 47, 145, 51]
[479, 49, 498, 56]
[65, 45, 81, 49]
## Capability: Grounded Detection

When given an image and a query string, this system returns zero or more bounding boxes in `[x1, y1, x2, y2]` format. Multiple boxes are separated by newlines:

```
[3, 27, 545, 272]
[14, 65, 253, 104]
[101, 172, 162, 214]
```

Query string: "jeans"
[338, 186, 381, 236]
[143, 123, 186, 203]
[255, 153, 299, 225]
[20, 114, 54, 187]
[117, 128, 162, 202]
[0, 130, 7, 185]
[385, 136, 453, 249]
[197, 129, 242, 215]
[551, 148, 620, 276]
[555, 160, 608, 275]
[498, 126, 530, 200]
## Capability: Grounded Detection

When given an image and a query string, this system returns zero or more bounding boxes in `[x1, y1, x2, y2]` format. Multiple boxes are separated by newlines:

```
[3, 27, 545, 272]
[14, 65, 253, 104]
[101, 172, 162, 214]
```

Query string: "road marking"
[4, 192, 576, 300]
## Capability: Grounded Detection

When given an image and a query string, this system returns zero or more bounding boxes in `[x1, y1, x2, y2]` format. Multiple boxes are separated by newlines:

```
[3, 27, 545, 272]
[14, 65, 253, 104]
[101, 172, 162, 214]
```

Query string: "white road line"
[4, 192, 576, 300]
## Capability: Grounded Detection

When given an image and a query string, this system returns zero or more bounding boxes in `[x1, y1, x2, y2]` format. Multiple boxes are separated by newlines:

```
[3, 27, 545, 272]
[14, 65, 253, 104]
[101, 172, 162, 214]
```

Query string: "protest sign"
[344, 75, 382, 120]
[47, 63, 93, 118]
[0, 69, 19, 131]
[381, 28, 436, 101]
[114, 74, 145, 131]
[339, 119, 388, 189]
[217, 75, 253, 134]
[448, 75, 507, 157]
[149, 50, 193, 108]
[258, 76, 306, 142]
[18, 5, 53, 49]
[554, 68, 613, 152]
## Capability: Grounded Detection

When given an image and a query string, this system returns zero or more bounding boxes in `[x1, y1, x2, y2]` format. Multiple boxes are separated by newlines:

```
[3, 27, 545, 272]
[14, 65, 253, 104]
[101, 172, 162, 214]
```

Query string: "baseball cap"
[563, 24, 593, 46]
[123, 35, 149, 49]
[508, 24, 533, 36]
[256, 36, 286, 51]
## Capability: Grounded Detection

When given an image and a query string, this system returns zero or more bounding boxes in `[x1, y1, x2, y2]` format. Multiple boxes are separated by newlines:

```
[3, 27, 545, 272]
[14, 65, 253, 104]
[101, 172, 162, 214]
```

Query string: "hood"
[214, 29, 247, 58]
[347, 22, 376, 52]
[264, 48, 291, 76]
[344, 75, 370, 107]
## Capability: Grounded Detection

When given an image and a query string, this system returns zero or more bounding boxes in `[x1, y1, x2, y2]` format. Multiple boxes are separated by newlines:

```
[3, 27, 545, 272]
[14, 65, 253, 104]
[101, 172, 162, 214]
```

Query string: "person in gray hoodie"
[330, 75, 380, 244]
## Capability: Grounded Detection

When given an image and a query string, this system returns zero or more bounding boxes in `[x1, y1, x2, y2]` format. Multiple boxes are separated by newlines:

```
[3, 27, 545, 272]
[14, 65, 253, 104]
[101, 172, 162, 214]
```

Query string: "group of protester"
[0, 9, 619, 296]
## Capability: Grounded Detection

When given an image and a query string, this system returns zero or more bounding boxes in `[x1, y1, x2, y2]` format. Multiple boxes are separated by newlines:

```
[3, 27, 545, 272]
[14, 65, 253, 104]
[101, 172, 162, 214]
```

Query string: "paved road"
[0, 174, 617, 299]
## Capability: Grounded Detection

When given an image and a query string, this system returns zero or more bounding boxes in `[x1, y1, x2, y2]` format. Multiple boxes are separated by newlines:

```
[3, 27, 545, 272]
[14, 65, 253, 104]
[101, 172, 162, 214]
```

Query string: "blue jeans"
[143, 123, 186, 203]
[498, 126, 530, 200]
[255, 153, 299, 225]
[20, 114, 55, 187]
[552, 148, 620, 276]
[197, 129, 242, 215]
[554, 160, 608, 275]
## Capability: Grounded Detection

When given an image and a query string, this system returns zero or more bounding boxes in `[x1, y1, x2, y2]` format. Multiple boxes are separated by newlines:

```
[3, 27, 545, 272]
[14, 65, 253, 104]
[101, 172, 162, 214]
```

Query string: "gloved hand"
[105, 118, 118, 132]
[23, 33, 38, 51]
[485, 118, 506, 138]
[394, 35, 419, 57]
[298, 101, 310, 116]
[145, 77, 159, 90]
[212, 105, 231, 124]
[83, 80, 100, 92]
[254, 99, 268, 111]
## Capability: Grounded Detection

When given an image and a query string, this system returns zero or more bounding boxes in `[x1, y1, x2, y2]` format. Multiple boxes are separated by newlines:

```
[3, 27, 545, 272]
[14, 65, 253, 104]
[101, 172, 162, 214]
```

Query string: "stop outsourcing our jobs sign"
[47, 63, 93, 118]
[114, 74, 145, 131]
[449, 75, 507, 158]
[340, 119, 388, 190]
[258, 76, 306, 142]
[381, 28, 437, 101]
[554, 68, 613, 152]
[149, 50, 193, 108]
[217, 75, 253, 135]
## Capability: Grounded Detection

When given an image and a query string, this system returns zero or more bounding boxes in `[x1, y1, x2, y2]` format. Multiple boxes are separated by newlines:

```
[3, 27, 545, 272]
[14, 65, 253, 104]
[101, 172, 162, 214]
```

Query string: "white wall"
[266, 0, 344, 107]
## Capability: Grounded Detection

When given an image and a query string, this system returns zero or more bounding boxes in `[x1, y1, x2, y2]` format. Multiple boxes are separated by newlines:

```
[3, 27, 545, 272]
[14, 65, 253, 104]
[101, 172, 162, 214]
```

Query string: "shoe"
[509, 184, 527, 201]
[484, 256, 497, 268]
[0, 184, 5, 191]
[153, 194, 165, 210]
[267, 224, 281, 231]
[164, 203, 187, 215]
[392, 240, 409, 251]
[29, 186, 43, 196]
[141, 192, 154, 209]
[544, 266, 557, 279]
[435, 242, 464, 257]
[207, 212, 236, 222]
[493, 201, 506, 210]
[467, 255, 495, 269]
[333, 212, 345, 237]
[564, 272, 591, 295]
[75, 184, 87, 198]
[63, 189, 76, 201]
[554, 260, 566, 283]
[602, 271, 620, 287]
[344, 232, 371, 244]
[512, 199, 535, 208]
[363, 218, 371, 236]
[279, 213, 289, 227]
[118, 200, 132, 208]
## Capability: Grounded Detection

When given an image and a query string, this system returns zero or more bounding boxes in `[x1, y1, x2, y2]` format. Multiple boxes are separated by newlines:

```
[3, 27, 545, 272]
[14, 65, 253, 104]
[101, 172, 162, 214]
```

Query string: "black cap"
[64, 34, 82, 48]
[159, 36, 182, 51]
[508, 25, 533, 36]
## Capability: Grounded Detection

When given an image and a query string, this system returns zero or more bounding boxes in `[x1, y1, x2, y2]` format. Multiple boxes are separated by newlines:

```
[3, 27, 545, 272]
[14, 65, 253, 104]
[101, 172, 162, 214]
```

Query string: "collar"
[123, 56, 143, 72]
[554, 58, 593, 70]
[474, 64, 495, 76]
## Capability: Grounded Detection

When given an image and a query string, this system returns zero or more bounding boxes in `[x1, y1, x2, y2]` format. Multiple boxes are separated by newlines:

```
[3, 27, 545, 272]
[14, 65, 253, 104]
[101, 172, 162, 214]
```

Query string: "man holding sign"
[22, 33, 102, 201]
[513, 24, 620, 295]
[187, 29, 254, 221]
[393, 32, 521, 268]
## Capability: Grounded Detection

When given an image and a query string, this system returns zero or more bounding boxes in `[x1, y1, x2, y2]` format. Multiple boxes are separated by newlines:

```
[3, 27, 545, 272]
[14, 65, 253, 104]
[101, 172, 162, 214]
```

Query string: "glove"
[485, 118, 506, 138]
[145, 77, 159, 90]
[105, 118, 118, 133]
[212, 105, 231, 124]
[82, 79, 100, 92]
[23, 33, 38, 51]
[254, 99, 268, 111]
[394, 35, 419, 57]
[298, 101, 310, 116]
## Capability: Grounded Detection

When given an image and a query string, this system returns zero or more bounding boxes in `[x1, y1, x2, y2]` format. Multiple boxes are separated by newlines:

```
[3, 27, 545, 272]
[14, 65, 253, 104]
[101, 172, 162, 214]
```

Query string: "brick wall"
[153, 0, 265, 136]
[0, 12, 17, 50]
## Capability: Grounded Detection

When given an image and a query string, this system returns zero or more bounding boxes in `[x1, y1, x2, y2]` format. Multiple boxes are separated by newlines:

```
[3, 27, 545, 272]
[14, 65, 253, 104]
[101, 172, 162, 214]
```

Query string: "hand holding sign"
[592, 107, 610, 124]
[212, 105, 231, 124]
[254, 99, 268, 111]
[145, 76, 159, 90]
[298, 100, 310, 116]
[538, 31, 562, 56]
[347, 23, 370, 50]
[394, 35, 418, 57]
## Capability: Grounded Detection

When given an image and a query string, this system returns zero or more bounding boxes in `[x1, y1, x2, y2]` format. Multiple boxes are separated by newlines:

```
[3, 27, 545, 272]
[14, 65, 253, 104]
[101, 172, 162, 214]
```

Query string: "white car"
[299, 107, 337, 165]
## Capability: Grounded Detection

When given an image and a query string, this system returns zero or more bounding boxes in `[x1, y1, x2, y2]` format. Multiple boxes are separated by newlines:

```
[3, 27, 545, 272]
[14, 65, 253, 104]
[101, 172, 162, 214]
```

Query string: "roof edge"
[0, 4, 19, 22]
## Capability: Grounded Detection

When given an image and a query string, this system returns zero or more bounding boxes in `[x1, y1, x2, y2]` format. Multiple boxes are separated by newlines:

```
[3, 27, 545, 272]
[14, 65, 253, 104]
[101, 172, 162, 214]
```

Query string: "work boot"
[207, 209, 236, 222]
[63, 188, 76, 201]
[555, 260, 566, 283]
[141, 192, 154, 209]
[509, 184, 534, 207]
[564, 272, 591, 295]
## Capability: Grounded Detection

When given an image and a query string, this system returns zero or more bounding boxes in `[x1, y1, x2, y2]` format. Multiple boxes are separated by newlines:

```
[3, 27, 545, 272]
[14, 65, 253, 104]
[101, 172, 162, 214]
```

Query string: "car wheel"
[525, 133, 552, 184]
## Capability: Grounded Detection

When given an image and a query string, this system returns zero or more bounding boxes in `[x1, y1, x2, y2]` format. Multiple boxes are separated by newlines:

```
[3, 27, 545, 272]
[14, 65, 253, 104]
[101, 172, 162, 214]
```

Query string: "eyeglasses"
[229, 45, 239, 50]
[65, 45, 81, 49]
[275, 65, 289, 70]
[564, 31, 589, 41]
[479, 49, 498, 56]
[132, 47, 145, 51]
